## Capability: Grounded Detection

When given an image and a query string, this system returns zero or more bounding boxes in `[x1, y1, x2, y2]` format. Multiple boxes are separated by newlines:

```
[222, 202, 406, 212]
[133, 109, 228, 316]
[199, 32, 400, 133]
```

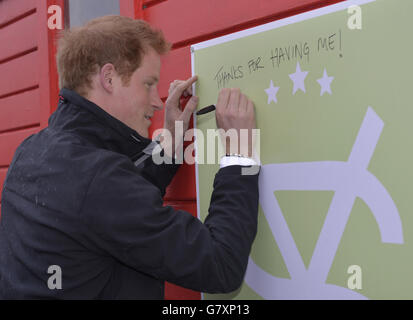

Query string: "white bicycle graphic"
[245, 107, 404, 299]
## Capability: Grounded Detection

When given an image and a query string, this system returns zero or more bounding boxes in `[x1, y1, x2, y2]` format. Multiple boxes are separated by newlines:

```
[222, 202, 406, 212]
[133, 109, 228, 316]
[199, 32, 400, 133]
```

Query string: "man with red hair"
[0, 15, 259, 299]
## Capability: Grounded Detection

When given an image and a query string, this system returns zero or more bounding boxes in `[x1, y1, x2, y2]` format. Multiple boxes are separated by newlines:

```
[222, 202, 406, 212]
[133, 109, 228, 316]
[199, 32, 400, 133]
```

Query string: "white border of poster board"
[190, 0, 375, 299]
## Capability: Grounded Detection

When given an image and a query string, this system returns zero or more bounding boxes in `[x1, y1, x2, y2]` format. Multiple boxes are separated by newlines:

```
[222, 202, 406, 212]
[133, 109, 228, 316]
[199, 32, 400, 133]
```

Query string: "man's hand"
[215, 88, 256, 157]
[161, 75, 199, 158]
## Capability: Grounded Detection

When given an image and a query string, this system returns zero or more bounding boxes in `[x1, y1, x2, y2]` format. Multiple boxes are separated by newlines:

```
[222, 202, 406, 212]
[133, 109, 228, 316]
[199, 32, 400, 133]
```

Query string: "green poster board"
[191, 0, 413, 299]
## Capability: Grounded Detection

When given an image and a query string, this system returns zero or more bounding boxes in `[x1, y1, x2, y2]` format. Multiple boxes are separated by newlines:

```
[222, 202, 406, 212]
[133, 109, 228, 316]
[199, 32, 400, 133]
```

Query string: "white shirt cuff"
[220, 156, 258, 168]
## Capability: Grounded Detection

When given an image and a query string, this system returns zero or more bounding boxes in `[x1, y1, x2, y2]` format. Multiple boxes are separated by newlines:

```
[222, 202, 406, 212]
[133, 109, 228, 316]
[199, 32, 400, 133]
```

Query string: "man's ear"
[99, 63, 116, 93]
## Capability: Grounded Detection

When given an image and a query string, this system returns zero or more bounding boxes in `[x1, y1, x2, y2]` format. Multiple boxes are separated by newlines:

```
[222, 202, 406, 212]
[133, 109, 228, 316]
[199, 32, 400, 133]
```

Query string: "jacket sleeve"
[80, 153, 259, 293]
[137, 153, 181, 197]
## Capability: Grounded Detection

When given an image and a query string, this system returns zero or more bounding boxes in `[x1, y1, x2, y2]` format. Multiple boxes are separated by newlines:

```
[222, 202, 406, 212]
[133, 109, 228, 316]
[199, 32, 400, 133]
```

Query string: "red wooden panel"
[163, 200, 201, 300]
[0, 127, 40, 167]
[119, 0, 143, 19]
[37, 0, 66, 127]
[143, 0, 168, 9]
[143, 0, 166, 5]
[0, 11, 38, 63]
[0, 89, 41, 133]
[0, 50, 39, 98]
[164, 161, 196, 201]
[0, 167, 8, 203]
[0, 0, 37, 27]
[159, 46, 191, 99]
[144, 0, 344, 46]
[165, 281, 200, 300]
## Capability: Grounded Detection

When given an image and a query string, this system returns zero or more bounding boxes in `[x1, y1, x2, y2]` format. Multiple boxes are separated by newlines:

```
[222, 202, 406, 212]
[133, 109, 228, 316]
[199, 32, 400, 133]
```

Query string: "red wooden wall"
[0, 0, 63, 217]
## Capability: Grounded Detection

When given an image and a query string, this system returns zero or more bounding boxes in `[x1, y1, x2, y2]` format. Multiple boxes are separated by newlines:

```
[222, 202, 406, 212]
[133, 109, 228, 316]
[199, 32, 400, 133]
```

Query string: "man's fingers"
[168, 76, 198, 103]
[228, 88, 240, 113]
[216, 88, 231, 111]
[183, 86, 193, 97]
[168, 80, 180, 95]
[170, 81, 193, 97]
[239, 93, 248, 113]
[183, 75, 198, 89]
[181, 96, 199, 122]
[179, 76, 197, 97]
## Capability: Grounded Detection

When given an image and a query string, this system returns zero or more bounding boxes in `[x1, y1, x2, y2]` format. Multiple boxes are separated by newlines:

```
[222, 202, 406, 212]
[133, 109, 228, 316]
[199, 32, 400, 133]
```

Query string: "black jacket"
[0, 88, 259, 299]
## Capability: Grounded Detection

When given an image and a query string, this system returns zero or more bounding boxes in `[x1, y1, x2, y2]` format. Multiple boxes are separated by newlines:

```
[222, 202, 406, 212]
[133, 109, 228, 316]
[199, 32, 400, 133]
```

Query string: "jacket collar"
[53, 88, 153, 161]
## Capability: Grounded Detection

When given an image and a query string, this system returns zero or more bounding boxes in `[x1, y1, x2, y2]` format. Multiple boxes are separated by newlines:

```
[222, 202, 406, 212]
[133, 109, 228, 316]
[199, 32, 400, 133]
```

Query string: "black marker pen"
[196, 105, 216, 116]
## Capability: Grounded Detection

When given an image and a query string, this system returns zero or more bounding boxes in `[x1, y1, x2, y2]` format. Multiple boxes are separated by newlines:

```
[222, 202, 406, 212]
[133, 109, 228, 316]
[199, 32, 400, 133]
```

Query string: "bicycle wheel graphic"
[244, 107, 404, 299]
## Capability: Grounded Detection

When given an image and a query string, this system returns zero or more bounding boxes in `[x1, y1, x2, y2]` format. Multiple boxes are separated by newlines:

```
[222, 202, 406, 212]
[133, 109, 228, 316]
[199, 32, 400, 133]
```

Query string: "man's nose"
[152, 92, 163, 111]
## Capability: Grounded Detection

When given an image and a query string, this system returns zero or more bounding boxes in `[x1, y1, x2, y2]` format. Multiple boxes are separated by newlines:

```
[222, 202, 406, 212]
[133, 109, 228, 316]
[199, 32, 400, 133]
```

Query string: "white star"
[317, 68, 334, 96]
[289, 62, 308, 94]
[265, 80, 280, 104]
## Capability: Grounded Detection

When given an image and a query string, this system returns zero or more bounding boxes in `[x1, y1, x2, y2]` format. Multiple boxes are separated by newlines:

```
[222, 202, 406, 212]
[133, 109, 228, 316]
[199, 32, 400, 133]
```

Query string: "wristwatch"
[220, 153, 257, 168]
